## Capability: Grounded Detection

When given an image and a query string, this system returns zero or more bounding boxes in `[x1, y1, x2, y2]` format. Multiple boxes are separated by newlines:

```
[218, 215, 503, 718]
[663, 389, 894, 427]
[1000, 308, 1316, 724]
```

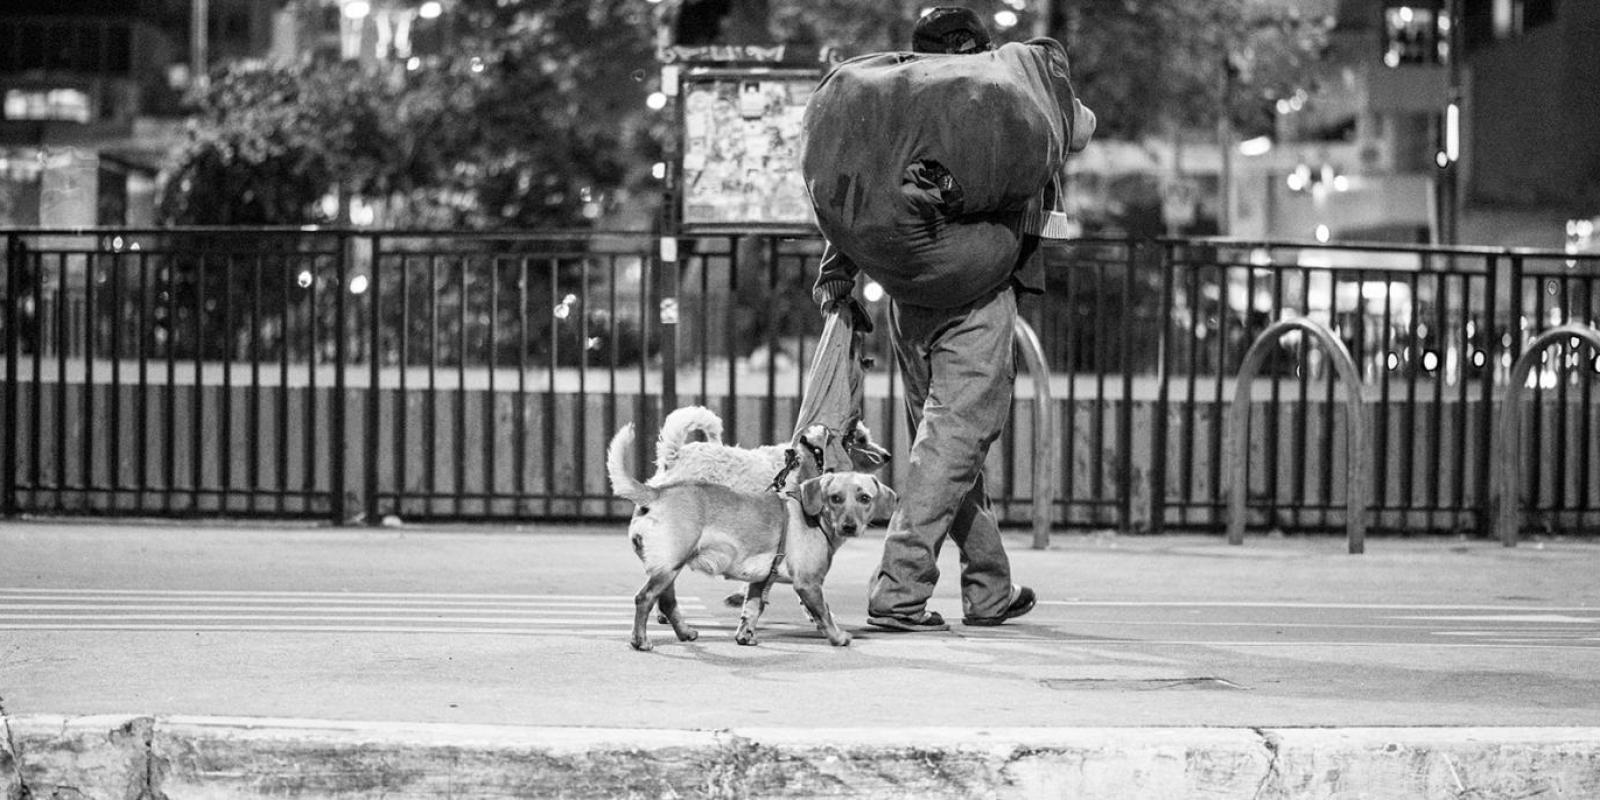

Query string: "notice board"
[677, 68, 819, 233]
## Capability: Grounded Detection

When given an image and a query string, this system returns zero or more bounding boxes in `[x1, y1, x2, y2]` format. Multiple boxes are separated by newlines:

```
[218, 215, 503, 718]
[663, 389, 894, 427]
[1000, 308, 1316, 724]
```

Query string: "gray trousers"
[867, 285, 1016, 621]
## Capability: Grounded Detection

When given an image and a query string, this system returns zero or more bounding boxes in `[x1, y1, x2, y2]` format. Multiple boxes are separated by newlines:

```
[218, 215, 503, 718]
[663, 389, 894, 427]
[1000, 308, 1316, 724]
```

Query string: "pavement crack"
[1250, 727, 1282, 800]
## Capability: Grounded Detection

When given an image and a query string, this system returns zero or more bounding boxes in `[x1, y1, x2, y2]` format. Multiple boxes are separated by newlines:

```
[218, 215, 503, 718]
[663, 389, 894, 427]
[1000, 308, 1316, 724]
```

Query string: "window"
[1382, 4, 1451, 66]
[3, 89, 93, 123]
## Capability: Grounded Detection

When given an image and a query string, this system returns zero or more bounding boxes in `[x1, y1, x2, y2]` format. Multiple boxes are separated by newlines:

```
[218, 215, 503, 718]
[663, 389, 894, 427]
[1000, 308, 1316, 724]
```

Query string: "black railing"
[2, 227, 1597, 536]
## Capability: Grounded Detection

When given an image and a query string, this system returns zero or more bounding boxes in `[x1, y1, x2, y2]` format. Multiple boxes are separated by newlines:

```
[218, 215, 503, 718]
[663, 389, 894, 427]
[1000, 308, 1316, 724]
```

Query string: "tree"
[160, 0, 663, 229]
[760, 0, 1330, 141]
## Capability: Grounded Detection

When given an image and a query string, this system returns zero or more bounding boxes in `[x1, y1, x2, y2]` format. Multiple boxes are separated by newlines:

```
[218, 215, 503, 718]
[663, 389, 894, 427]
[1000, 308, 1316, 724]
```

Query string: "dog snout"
[838, 521, 860, 537]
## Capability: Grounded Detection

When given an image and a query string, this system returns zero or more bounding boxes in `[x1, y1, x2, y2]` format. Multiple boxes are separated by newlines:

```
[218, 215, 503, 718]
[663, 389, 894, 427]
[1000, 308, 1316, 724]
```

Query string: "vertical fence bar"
[395, 253, 411, 518]
[54, 253, 68, 507]
[137, 250, 150, 510]
[306, 254, 322, 516]
[1401, 272, 1420, 517]
[366, 235, 383, 524]
[1149, 242, 1174, 534]
[485, 255, 500, 517]
[332, 236, 348, 523]
[1451, 273, 1470, 524]
[1529, 264, 1545, 516]
[192, 252, 206, 511]
[29, 246, 42, 508]
[454, 257, 467, 517]
[1476, 255, 1499, 535]
[2, 234, 18, 516]
[220, 250, 233, 511]
[724, 239, 739, 437]
[661, 243, 679, 414]
[1208, 260, 1227, 525]
[83, 249, 96, 502]
[1180, 258, 1200, 527]
[577, 252, 591, 508]
[1291, 267, 1310, 528]
[426, 254, 439, 515]
[1117, 241, 1136, 530]
[248, 254, 261, 512]
[1554, 271, 1572, 514]
[109, 248, 123, 507]
[551, 254, 564, 516]
[1429, 270, 1447, 527]
[518, 256, 530, 514]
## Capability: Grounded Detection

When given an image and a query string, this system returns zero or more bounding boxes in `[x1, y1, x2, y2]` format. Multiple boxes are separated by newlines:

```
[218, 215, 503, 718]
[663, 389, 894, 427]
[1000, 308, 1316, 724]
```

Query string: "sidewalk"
[4, 520, 1600, 797]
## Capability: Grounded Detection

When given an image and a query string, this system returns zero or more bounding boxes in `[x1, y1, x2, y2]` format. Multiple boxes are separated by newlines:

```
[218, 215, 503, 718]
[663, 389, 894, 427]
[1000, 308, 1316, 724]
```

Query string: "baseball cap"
[911, 7, 993, 54]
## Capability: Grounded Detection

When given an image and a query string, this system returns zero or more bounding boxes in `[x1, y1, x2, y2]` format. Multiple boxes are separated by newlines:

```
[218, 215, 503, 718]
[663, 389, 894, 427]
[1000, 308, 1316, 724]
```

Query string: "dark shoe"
[866, 610, 950, 632]
[963, 586, 1036, 626]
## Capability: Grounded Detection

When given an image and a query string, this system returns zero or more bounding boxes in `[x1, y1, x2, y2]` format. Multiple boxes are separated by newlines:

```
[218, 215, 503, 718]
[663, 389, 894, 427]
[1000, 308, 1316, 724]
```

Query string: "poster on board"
[678, 70, 818, 232]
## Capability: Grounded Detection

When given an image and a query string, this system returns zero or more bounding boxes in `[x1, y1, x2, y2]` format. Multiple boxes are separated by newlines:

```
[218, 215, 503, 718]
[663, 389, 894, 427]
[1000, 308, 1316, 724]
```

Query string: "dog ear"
[868, 477, 898, 522]
[799, 476, 828, 517]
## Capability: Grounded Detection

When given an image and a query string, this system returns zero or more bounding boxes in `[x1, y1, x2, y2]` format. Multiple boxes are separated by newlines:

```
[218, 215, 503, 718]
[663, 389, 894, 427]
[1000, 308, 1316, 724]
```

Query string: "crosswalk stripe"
[0, 603, 703, 613]
[0, 588, 650, 602]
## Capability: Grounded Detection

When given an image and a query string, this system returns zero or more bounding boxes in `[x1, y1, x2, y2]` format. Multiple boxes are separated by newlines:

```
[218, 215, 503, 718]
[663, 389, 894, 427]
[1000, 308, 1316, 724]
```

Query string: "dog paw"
[829, 631, 852, 647]
[630, 637, 654, 652]
[676, 626, 699, 642]
[735, 628, 758, 646]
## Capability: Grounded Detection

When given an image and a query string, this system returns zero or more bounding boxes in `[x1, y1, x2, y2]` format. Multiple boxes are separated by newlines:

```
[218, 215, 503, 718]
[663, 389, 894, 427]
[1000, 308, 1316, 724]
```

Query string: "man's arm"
[812, 239, 859, 309]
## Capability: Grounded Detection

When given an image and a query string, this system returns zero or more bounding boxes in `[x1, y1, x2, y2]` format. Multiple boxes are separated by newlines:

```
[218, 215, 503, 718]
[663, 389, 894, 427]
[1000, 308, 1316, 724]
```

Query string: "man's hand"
[823, 295, 875, 334]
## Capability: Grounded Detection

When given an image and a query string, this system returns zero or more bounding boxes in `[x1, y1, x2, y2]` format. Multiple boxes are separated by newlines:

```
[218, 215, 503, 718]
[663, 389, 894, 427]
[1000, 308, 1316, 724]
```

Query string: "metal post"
[1013, 317, 1053, 549]
[3, 234, 19, 516]
[365, 235, 382, 525]
[1227, 316, 1370, 554]
[1495, 323, 1600, 546]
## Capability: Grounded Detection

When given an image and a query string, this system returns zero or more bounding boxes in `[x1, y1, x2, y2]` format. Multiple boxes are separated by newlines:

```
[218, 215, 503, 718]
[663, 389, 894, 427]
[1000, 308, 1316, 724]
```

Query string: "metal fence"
[3, 227, 1598, 536]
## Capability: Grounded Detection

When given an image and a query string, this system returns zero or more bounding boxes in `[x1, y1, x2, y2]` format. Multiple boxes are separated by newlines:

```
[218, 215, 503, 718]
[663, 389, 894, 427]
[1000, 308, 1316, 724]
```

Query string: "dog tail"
[606, 424, 659, 506]
[655, 405, 724, 473]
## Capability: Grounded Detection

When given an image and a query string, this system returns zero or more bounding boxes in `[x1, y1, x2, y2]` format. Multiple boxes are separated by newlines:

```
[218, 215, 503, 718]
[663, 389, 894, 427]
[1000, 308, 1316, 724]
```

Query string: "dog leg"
[734, 580, 770, 646]
[657, 581, 699, 642]
[793, 582, 851, 646]
[631, 570, 679, 652]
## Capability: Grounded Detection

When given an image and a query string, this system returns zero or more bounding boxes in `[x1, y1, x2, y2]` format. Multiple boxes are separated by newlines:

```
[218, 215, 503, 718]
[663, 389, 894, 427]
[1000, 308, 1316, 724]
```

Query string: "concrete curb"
[6, 715, 1600, 799]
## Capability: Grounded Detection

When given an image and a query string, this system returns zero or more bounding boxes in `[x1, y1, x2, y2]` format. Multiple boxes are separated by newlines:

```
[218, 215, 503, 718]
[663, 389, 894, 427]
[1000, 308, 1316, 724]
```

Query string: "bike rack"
[1226, 316, 1371, 554]
[1014, 317, 1054, 549]
[1493, 323, 1600, 547]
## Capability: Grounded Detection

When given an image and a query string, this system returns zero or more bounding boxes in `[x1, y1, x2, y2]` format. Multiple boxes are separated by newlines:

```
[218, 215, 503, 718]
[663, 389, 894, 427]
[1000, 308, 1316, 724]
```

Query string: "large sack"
[800, 39, 1084, 308]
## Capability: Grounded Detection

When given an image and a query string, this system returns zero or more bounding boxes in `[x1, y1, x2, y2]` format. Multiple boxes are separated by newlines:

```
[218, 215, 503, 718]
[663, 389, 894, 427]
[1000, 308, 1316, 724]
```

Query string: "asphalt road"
[3, 520, 1599, 729]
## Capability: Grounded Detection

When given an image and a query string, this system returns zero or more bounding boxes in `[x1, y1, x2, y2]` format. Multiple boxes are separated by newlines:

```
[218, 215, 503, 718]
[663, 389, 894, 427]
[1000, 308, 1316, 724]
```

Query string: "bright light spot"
[1384, 49, 1401, 68]
[1466, 320, 1476, 337]
[342, 1, 370, 19]
[563, 294, 577, 305]
[553, 303, 571, 320]
[1445, 103, 1460, 161]
[1436, 151, 1451, 168]
[1332, 174, 1350, 192]
[651, 162, 667, 180]
[1249, 248, 1273, 267]
[1315, 224, 1331, 243]
[406, 57, 421, 70]
[297, 270, 314, 289]
[1387, 352, 1400, 370]
[1472, 350, 1486, 367]
[469, 57, 485, 73]
[350, 199, 376, 226]
[129, 243, 140, 251]
[1398, 6, 1414, 23]
[1238, 136, 1272, 157]
[993, 10, 1019, 28]
[863, 281, 885, 303]
[1422, 351, 1439, 371]
[349, 274, 369, 295]
[1287, 171, 1307, 192]
[418, 1, 442, 19]
[111, 236, 124, 251]
[646, 92, 668, 110]
[319, 194, 340, 218]
[582, 201, 601, 219]
[1275, 98, 1294, 115]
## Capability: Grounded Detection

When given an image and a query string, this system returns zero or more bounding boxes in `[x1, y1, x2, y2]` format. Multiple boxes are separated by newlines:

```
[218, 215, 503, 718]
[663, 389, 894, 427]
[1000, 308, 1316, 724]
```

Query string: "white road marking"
[0, 588, 712, 635]
[1394, 614, 1599, 624]
[1040, 601, 1600, 612]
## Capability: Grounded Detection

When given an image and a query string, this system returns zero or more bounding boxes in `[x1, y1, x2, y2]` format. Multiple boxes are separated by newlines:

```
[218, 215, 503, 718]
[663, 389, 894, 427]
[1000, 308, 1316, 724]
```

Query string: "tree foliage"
[161, 0, 663, 228]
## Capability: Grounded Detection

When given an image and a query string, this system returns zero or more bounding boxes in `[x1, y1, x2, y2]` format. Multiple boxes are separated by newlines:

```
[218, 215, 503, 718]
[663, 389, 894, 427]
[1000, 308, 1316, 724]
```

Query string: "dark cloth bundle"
[800, 38, 1084, 308]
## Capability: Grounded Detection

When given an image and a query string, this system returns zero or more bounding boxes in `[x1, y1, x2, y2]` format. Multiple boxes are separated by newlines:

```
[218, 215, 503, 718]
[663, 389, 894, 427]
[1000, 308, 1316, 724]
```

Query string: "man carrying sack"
[799, 7, 1095, 631]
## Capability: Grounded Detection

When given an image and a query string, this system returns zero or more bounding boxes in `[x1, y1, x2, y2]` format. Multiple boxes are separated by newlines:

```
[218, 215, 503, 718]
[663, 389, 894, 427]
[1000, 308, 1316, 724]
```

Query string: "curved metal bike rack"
[1014, 317, 1055, 549]
[1493, 323, 1600, 547]
[1226, 316, 1371, 554]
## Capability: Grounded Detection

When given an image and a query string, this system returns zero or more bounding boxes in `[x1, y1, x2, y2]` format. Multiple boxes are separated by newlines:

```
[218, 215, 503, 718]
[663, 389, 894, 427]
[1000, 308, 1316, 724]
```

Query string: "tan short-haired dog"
[607, 424, 896, 651]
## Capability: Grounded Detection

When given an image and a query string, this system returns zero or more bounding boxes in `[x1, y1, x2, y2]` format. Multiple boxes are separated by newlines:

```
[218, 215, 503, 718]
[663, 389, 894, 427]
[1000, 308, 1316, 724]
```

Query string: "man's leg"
[868, 289, 1016, 621]
[949, 470, 1015, 621]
